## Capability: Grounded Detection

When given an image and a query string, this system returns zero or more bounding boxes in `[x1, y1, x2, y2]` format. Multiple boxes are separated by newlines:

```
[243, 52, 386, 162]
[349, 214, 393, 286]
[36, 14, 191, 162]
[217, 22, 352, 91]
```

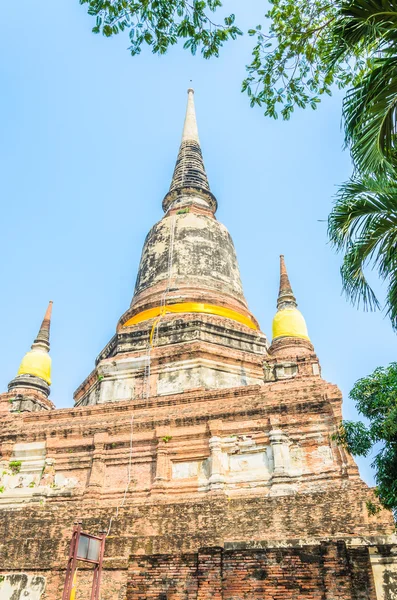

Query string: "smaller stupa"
[8, 301, 55, 412]
[267, 256, 320, 379]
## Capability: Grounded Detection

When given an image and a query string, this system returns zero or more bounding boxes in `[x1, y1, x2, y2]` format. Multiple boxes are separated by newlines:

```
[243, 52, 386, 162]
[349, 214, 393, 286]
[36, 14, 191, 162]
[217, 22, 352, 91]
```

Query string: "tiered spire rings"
[162, 89, 217, 213]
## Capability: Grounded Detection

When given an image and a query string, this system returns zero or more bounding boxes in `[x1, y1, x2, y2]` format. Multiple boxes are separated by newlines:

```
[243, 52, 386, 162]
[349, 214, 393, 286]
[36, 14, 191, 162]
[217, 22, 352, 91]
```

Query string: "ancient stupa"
[0, 90, 395, 600]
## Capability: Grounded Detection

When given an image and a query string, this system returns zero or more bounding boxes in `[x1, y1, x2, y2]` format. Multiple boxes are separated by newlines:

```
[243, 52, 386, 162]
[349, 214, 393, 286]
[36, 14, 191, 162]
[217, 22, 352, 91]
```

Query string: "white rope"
[144, 344, 151, 401]
[162, 212, 177, 307]
[142, 211, 177, 397]
[155, 212, 176, 346]
[106, 408, 134, 536]
[106, 207, 178, 535]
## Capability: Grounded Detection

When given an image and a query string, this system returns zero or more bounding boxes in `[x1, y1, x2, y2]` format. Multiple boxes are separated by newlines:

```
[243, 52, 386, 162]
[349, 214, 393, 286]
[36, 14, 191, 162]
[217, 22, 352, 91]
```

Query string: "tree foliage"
[328, 170, 397, 329]
[79, 0, 397, 129]
[338, 0, 397, 173]
[79, 0, 242, 58]
[326, 0, 397, 323]
[334, 363, 397, 517]
[79, 0, 364, 118]
[243, 0, 358, 119]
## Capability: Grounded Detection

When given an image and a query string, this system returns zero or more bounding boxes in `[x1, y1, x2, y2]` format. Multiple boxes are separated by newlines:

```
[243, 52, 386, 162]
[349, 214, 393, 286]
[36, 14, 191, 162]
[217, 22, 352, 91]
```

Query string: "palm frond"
[329, 170, 397, 322]
[328, 171, 397, 247]
[386, 257, 397, 328]
[343, 57, 397, 172]
[340, 243, 381, 310]
[328, 0, 397, 67]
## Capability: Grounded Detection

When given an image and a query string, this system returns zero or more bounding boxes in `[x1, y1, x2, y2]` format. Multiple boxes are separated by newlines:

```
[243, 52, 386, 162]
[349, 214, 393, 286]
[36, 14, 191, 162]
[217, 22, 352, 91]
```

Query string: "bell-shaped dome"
[18, 348, 52, 385]
[133, 211, 247, 309]
[272, 307, 309, 341]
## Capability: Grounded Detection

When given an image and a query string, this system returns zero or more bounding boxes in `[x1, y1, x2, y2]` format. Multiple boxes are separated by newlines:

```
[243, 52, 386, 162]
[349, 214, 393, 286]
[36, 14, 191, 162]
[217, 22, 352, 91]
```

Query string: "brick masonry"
[0, 377, 396, 599]
[126, 543, 380, 600]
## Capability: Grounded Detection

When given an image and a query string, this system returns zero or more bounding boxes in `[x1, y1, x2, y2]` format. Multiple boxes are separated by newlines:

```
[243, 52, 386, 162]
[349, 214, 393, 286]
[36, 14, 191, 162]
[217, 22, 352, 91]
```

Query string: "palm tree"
[327, 0, 397, 326]
[328, 0, 397, 172]
[328, 170, 397, 329]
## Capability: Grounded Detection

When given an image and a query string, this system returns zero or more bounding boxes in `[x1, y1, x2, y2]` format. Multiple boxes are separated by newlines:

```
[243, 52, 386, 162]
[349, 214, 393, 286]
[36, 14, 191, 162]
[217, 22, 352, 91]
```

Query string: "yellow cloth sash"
[123, 302, 257, 331]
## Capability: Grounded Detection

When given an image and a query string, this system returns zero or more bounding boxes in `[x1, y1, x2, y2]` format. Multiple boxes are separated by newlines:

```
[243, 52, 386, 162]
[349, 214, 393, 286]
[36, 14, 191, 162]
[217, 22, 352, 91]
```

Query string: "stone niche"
[97, 356, 144, 404]
[169, 431, 304, 494]
[0, 574, 46, 600]
[0, 442, 47, 494]
[223, 436, 273, 488]
[157, 358, 262, 396]
[0, 442, 78, 506]
[172, 459, 210, 484]
[79, 355, 264, 405]
[12, 442, 46, 474]
[370, 545, 397, 600]
[74, 356, 145, 406]
[273, 361, 298, 380]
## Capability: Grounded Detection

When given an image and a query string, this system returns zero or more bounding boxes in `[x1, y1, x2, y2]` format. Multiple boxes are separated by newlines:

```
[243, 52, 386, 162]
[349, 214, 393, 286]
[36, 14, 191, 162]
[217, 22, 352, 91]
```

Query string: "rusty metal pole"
[62, 522, 82, 600]
[90, 532, 106, 600]
[63, 524, 106, 600]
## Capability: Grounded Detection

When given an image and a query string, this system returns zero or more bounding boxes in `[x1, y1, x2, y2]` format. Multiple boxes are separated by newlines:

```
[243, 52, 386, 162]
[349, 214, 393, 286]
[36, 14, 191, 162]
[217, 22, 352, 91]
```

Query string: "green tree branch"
[334, 363, 397, 518]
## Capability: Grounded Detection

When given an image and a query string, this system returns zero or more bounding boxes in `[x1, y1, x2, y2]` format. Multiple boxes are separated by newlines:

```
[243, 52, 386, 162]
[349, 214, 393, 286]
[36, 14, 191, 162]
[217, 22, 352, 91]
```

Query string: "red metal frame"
[90, 531, 106, 600]
[62, 522, 106, 600]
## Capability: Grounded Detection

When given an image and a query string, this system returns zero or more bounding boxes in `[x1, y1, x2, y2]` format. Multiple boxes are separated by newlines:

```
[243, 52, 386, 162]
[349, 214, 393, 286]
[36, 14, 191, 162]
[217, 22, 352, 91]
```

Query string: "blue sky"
[1, 1, 395, 485]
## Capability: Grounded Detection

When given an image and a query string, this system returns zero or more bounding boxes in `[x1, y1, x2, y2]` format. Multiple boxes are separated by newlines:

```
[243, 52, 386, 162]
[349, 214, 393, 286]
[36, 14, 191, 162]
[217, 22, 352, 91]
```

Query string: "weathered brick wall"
[129, 553, 199, 600]
[349, 547, 380, 599]
[0, 542, 390, 600]
[0, 486, 392, 572]
[1, 380, 395, 599]
[0, 380, 359, 504]
[126, 543, 378, 600]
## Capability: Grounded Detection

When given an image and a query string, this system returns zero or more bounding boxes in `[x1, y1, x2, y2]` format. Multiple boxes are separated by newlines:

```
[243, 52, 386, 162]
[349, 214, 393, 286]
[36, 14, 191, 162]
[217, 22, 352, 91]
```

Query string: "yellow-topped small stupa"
[8, 301, 54, 409]
[272, 255, 310, 341]
[17, 300, 53, 384]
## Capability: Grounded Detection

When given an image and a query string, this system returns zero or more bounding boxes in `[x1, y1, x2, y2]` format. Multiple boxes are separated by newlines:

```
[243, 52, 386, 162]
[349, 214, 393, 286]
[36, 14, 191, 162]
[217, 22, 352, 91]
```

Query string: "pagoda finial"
[181, 88, 200, 144]
[277, 255, 297, 310]
[32, 300, 53, 352]
[162, 89, 218, 213]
